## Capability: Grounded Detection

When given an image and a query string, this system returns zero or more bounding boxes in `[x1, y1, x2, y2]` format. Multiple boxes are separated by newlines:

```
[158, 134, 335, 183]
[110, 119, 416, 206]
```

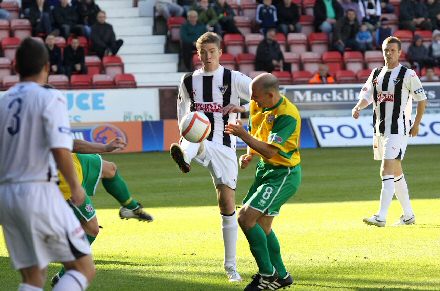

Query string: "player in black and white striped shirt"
[352, 36, 427, 227]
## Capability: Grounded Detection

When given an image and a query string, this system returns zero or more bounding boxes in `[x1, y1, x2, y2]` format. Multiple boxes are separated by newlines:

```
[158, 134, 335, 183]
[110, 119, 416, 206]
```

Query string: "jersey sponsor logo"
[414, 88, 424, 94]
[58, 126, 72, 134]
[218, 85, 229, 95]
[194, 102, 223, 113]
[377, 92, 394, 103]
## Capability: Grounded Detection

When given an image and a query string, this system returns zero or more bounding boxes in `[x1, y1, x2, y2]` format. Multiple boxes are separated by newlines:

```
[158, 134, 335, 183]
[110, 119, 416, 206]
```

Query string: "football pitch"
[1, 145, 440, 290]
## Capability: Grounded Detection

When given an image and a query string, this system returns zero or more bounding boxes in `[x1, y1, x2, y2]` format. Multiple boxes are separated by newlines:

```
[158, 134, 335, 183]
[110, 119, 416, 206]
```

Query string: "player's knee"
[237, 211, 253, 230]
[89, 226, 99, 237]
[103, 161, 117, 178]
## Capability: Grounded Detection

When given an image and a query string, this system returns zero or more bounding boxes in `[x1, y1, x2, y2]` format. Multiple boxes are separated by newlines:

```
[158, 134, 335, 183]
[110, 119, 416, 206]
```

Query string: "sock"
[221, 212, 238, 269]
[58, 235, 96, 279]
[244, 224, 274, 276]
[18, 283, 42, 291]
[267, 230, 287, 278]
[394, 174, 414, 218]
[377, 175, 395, 221]
[53, 270, 88, 291]
[102, 170, 138, 210]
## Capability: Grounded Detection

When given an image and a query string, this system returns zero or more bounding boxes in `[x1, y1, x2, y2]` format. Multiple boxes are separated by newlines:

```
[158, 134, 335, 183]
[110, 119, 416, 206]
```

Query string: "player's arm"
[408, 71, 428, 137]
[352, 69, 376, 119]
[177, 75, 192, 125]
[73, 137, 126, 153]
[410, 99, 426, 137]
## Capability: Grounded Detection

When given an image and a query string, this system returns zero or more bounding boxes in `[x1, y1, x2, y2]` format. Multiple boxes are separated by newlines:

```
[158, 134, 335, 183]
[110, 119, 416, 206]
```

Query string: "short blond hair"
[382, 36, 401, 50]
[196, 32, 222, 51]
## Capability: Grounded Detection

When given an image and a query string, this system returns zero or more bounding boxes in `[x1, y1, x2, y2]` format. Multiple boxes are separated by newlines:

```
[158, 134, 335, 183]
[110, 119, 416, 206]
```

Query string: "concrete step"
[115, 25, 152, 36]
[107, 17, 153, 27]
[126, 62, 177, 73]
[123, 35, 165, 45]
[120, 43, 164, 54]
[99, 1, 132, 9]
[121, 54, 178, 64]
[106, 7, 139, 18]
[136, 72, 183, 87]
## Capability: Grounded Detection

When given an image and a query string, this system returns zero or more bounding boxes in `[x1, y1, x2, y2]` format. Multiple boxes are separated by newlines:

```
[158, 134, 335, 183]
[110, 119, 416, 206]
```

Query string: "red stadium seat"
[272, 71, 292, 85]
[322, 51, 343, 73]
[70, 74, 92, 89]
[92, 74, 115, 89]
[415, 30, 432, 48]
[2, 74, 19, 90]
[223, 33, 245, 56]
[85, 56, 102, 76]
[240, 0, 257, 20]
[10, 19, 31, 40]
[0, 19, 9, 42]
[393, 30, 413, 53]
[114, 73, 136, 88]
[357, 69, 372, 83]
[102, 55, 124, 77]
[308, 32, 328, 55]
[302, 0, 316, 16]
[248, 70, 266, 79]
[299, 15, 314, 36]
[287, 33, 307, 54]
[275, 33, 287, 53]
[234, 16, 252, 35]
[220, 53, 236, 70]
[301, 52, 321, 74]
[364, 51, 384, 70]
[283, 52, 300, 72]
[1, 37, 20, 61]
[292, 70, 313, 84]
[54, 36, 66, 49]
[335, 70, 357, 83]
[167, 16, 186, 42]
[48, 74, 69, 89]
[0, 1, 19, 19]
[245, 33, 264, 55]
[0, 57, 11, 81]
[344, 51, 364, 72]
[236, 53, 255, 77]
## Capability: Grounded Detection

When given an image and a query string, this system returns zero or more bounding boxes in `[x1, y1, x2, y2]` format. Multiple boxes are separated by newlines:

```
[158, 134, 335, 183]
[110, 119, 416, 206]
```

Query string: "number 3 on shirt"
[7, 98, 22, 135]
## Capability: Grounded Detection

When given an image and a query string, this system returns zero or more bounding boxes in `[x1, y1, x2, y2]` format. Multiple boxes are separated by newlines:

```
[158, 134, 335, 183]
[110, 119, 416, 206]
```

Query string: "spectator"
[91, 10, 124, 59]
[356, 22, 373, 51]
[276, 0, 301, 35]
[333, 9, 360, 54]
[358, 0, 381, 27]
[376, 17, 392, 47]
[177, 0, 196, 14]
[313, 0, 344, 34]
[256, 0, 278, 34]
[399, 0, 432, 31]
[429, 30, 440, 66]
[53, 0, 83, 38]
[155, 0, 184, 20]
[64, 36, 87, 78]
[427, 0, 440, 30]
[28, 0, 52, 36]
[46, 35, 64, 75]
[407, 34, 430, 72]
[180, 10, 207, 71]
[340, 0, 363, 25]
[192, 0, 221, 34]
[380, 0, 394, 13]
[309, 63, 335, 84]
[255, 28, 284, 72]
[77, 0, 101, 37]
[212, 0, 241, 34]
[420, 67, 440, 81]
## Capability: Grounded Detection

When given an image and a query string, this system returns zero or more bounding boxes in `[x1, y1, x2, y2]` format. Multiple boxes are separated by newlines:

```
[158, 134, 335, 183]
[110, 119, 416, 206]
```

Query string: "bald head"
[250, 73, 281, 108]
[252, 73, 279, 92]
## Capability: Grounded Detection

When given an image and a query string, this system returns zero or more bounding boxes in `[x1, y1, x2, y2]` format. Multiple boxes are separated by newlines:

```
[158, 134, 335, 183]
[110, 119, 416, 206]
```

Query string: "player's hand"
[223, 104, 245, 115]
[70, 185, 86, 206]
[239, 154, 253, 169]
[409, 123, 420, 137]
[225, 120, 246, 137]
[104, 137, 127, 152]
[352, 106, 361, 119]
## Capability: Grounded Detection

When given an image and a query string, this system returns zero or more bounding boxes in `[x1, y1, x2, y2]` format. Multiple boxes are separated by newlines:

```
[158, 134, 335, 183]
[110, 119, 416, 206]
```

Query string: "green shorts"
[71, 153, 102, 222]
[243, 160, 301, 216]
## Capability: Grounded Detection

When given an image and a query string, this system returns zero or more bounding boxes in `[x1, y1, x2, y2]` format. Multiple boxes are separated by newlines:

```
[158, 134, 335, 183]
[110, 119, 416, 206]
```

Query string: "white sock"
[53, 270, 88, 291]
[377, 175, 395, 221]
[394, 174, 414, 218]
[18, 283, 42, 291]
[180, 138, 200, 163]
[221, 212, 238, 269]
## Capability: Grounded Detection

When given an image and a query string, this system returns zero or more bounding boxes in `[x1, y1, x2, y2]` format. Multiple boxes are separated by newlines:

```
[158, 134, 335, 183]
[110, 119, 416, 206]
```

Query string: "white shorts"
[373, 134, 408, 161]
[185, 139, 238, 189]
[0, 182, 91, 270]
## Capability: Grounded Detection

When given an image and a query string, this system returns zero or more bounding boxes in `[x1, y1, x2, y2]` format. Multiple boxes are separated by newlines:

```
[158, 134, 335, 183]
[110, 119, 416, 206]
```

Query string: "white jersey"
[0, 82, 73, 184]
[359, 64, 427, 136]
[178, 65, 251, 150]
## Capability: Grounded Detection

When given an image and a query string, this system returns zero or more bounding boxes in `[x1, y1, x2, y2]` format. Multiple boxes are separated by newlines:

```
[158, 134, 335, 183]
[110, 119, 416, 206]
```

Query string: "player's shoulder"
[281, 96, 300, 117]
[230, 69, 252, 84]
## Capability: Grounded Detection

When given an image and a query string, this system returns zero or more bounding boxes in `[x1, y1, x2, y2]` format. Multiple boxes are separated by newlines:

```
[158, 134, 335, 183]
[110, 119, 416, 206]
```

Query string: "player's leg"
[100, 159, 153, 222]
[54, 255, 95, 291]
[18, 266, 46, 290]
[393, 160, 415, 225]
[170, 138, 204, 173]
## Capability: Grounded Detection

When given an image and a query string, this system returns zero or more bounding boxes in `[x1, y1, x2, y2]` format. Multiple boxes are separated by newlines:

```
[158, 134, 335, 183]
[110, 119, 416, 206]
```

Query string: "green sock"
[267, 230, 287, 278]
[58, 234, 96, 278]
[102, 170, 138, 210]
[244, 224, 274, 276]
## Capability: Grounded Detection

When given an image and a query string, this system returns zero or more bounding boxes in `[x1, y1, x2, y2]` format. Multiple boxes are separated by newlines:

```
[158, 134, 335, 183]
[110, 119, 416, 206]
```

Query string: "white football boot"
[363, 214, 386, 227]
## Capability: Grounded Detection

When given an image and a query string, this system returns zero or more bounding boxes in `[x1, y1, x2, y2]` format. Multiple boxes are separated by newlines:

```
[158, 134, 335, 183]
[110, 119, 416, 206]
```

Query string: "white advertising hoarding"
[310, 114, 440, 147]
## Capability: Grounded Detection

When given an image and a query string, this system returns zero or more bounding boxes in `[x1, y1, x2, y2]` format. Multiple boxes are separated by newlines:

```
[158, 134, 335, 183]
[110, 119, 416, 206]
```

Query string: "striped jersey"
[359, 64, 427, 136]
[0, 82, 72, 184]
[249, 95, 301, 168]
[178, 65, 251, 150]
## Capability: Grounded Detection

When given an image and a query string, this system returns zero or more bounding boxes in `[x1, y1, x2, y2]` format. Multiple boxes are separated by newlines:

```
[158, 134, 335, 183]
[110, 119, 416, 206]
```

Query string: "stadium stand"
[287, 33, 308, 54]
[48, 74, 70, 89]
[224, 33, 245, 56]
[114, 73, 136, 88]
[236, 53, 255, 76]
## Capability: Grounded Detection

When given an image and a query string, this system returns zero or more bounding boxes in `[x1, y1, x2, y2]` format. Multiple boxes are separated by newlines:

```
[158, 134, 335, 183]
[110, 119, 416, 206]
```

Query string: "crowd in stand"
[156, 0, 440, 83]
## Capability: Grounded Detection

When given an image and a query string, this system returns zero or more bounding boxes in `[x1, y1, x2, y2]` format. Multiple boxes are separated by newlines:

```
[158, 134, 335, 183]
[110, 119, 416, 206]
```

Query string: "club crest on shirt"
[269, 133, 283, 144]
[393, 78, 401, 85]
[266, 114, 275, 123]
[218, 85, 228, 95]
[372, 78, 378, 86]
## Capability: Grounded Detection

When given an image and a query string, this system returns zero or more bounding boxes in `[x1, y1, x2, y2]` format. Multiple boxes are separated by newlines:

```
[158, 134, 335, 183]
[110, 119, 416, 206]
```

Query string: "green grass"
[1, 145, 440, 290]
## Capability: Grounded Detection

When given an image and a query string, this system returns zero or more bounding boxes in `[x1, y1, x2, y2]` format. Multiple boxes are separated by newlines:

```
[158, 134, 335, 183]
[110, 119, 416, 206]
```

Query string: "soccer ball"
[179, 111, 211, 143]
